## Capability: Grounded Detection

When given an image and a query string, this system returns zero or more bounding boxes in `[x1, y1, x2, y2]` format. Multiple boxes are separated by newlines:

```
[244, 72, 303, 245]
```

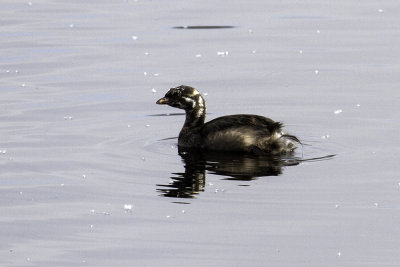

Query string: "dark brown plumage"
[156, 85, 299, 155]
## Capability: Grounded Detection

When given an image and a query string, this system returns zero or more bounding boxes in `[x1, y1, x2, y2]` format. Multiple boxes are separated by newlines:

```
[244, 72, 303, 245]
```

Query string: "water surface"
[1, 0, 399, 266]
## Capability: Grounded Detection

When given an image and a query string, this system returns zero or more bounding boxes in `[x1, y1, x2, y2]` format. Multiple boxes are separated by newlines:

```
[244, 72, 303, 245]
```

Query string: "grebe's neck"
[183, 95, 206, 129]
[183, 105, 206, 129]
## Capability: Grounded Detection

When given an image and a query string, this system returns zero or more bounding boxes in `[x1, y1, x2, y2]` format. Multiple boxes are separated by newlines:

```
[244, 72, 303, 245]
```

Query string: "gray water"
[1, 1, 400, 266]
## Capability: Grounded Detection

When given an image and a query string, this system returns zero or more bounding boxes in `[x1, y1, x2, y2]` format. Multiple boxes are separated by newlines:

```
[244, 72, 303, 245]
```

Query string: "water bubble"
[21, 83, 26, 87]
[299, 50, 303, 54]
[378, 9, 384, 13]
[143, 72, 147, 76]
[248, 29, 253, 33]
[337, 252, 341, 257]
[181, 210, 186, 214]
[314, 70, 319, 75]
[144, 52, 149, 56]
[15, 70, 19, 73]
[69, 24, 75, 28]
[127, 124, 131, 128]
[90, 209, 95, 213]
[356, 104, 361, 107]
[333, 109, 342, 115]
[195, 54, 202, 58]
[131, 35, 138, 40]
[82, 174, 86, 179]
[151, 88, 157, 93]
[27, 2, 33, 6]
[153, 73, 160, 77]
[251, 50, 257, 54]
[5, 70, 10, 73]
[335, 204, 340, 209]
[316, 30, 321, 34]
[60, 183, 65, 187]
[63, 116, 73, 120]
[145, 124, 150, 127]
[90, 224, 94, 228]
[374, 202, 379, 207]
[203, 92, 208, 96]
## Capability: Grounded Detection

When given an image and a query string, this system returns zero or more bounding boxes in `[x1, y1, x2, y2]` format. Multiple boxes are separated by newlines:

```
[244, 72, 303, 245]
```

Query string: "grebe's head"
[156, 85, 205, 112]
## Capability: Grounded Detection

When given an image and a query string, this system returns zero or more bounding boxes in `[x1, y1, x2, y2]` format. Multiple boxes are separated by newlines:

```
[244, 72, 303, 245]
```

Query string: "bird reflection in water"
[157, 148, 301, 199]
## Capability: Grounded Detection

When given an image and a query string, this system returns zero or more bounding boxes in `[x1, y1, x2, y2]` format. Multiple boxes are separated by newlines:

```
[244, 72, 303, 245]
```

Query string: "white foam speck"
[299, 50, 303, 54]
[151, 88, 157, 93]
[195, 54, 202, 58]
[217, 51, 229, 57]
[337, 252, 341, 257]
[69, 24, 74, 28]
[378, 9, 384, 13]
[143, 71, 147, 76]
[314, 70, 319, 74]
[124, 204, 133, 212]
[132, 35, 138, 40]
[333, 109, 342, 115]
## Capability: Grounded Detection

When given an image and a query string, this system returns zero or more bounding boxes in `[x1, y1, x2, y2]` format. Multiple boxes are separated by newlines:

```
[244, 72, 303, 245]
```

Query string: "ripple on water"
[173, 25, 236, 29]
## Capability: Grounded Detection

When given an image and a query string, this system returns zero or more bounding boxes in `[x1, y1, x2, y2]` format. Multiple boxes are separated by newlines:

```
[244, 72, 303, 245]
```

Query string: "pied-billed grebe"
[156, 85, 300, 155]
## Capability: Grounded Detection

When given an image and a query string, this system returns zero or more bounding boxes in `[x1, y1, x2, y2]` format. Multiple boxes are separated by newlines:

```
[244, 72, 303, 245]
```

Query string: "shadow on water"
[157, 147, 335, 201]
